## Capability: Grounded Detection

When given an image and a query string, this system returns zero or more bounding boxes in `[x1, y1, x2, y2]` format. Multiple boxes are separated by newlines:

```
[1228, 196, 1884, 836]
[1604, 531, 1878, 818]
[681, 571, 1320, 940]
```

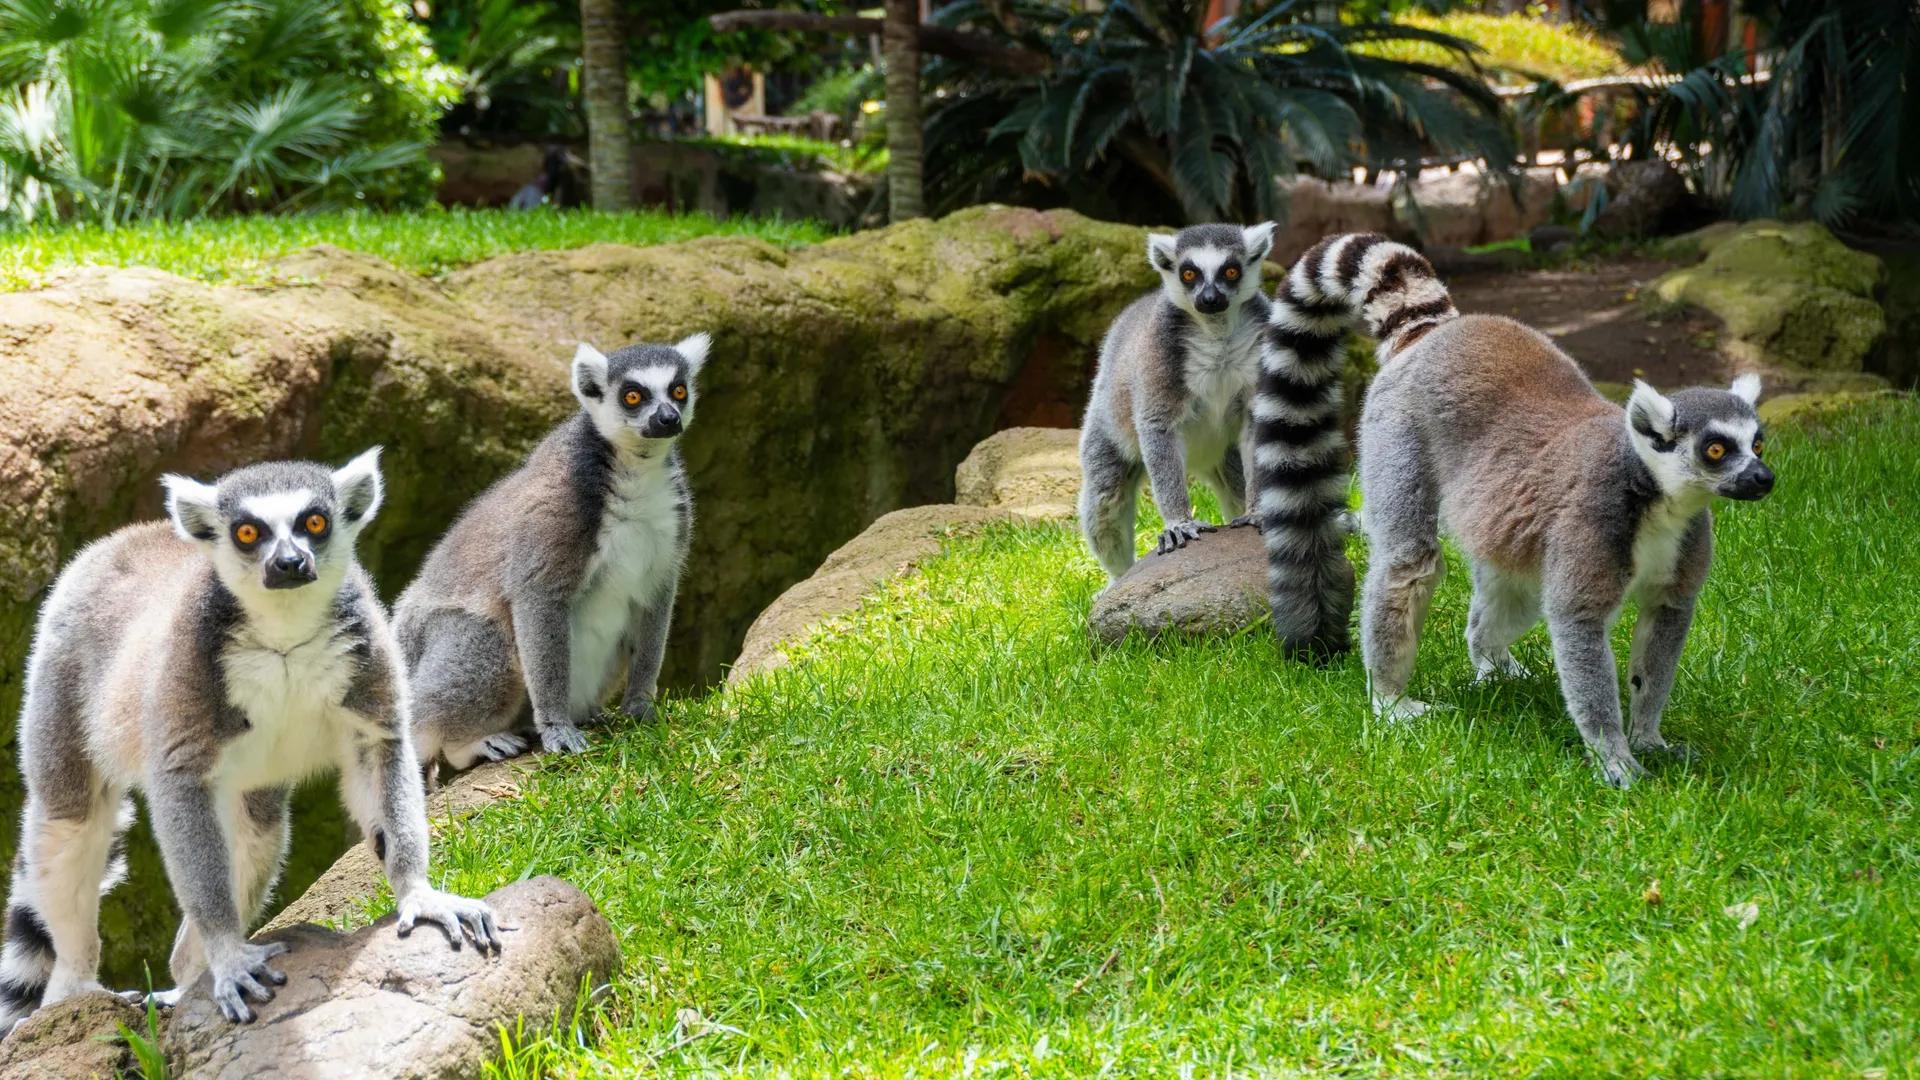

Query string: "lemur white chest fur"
[1175, 315, 1263, 468]
[568, 447, 683, 712]
[213, 583, 364, 791]
[1627, 490, 1711, 607]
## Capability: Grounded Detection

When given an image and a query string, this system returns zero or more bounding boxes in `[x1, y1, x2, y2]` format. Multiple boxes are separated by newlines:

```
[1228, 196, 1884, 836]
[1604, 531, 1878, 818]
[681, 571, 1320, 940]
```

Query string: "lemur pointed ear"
[331, 446, 385, 526]
[1626, 379, 1678, 447]
[1729, 372, 1762, 406]
[571, 342, 609, 405]
[1146, 233, 1178, 273]
[1243, 221, 1276, 262]
[162, 474, 222, 543]
[674, 331, 711, 375]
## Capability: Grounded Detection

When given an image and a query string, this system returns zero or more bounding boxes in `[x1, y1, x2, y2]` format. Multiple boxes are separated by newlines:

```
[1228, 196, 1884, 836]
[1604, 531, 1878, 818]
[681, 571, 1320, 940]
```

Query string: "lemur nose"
[273, 552, 307, 573]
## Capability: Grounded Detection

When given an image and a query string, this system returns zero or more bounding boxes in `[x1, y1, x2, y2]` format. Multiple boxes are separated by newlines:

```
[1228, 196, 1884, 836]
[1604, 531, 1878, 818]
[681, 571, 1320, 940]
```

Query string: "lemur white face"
[163, 449, 384, 594]
[571, 333, 709, 450]
[1147, 221, 1275, 318]
[1626, 375, 1774, 501]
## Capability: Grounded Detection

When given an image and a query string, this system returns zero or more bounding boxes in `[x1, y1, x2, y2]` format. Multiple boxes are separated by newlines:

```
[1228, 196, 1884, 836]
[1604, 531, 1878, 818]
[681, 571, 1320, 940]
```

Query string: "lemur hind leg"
[1358, 421, 1444, 720]
[1467, 561, 1539, 681]
[3, 788, 129, 1019]
[1205, 445, 1249, 523]
[410, 612, 529, 772]
[1078, 426, 1143, 584]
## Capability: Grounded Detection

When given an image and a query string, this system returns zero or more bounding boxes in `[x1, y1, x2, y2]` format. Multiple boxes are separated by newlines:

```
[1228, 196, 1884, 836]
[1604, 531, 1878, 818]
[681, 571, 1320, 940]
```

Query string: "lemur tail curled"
[1253, 232, 1458, 657]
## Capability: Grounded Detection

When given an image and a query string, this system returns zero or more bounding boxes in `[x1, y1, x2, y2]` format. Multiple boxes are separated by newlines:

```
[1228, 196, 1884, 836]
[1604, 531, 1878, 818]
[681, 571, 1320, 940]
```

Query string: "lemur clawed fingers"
[1155, 519, 1213, 555]
[538, 722, 590, 756]
[1226, 514, 1262, 531]
[398, 889, 503, 953]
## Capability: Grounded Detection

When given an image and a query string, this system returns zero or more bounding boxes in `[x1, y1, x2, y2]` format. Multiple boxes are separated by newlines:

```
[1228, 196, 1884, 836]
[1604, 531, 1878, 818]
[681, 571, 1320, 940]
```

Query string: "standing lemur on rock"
[1079, 222, 1276, 583]
[1278, 232, 1776, 787]
[397, 334, 705, 778]
[0, 450, 499, 1031]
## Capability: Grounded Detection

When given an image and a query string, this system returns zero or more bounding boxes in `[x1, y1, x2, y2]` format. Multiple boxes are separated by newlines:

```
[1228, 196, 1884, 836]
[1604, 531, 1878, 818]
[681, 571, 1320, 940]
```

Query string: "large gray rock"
[0, 991, 145, 1080]
[1592, 159, 1690, 240]
[953, 426, 1082, 520]
[1089, 525, 1270, 643]
[163, 876, 619, 1080]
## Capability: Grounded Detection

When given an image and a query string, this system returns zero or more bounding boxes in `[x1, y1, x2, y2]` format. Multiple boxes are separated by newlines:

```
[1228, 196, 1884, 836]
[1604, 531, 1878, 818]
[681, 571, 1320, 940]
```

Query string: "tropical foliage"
[923, 0, 1514, 224]
[1358, 10, 1628, 86]
[1604, 0, 1919, 231]
[0, 0, 457, 225]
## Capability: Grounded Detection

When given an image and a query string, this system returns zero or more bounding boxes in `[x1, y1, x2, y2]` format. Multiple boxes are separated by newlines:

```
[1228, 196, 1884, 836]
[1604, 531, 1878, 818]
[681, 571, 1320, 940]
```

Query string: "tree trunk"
[580, 0, 633, 211]
[883, 0, 924, 221]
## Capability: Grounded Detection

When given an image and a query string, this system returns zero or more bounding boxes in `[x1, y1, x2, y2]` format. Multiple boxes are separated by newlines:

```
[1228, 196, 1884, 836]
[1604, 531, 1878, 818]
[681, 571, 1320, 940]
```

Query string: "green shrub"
[1358, 11, 1629, 86]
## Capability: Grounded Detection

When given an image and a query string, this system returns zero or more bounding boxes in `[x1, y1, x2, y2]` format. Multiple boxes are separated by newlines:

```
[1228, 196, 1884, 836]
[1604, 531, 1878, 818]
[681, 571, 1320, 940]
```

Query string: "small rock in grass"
[1089, 526, 1269, 643]
[0, 990, 145, 1080]
[164, 876, 619, 1080]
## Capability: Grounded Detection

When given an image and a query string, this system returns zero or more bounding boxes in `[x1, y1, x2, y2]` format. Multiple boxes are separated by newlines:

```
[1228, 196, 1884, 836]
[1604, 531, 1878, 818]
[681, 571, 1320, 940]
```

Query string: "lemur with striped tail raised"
[1272, 232, 1776, 788]
[1078, 222, 1276, 583]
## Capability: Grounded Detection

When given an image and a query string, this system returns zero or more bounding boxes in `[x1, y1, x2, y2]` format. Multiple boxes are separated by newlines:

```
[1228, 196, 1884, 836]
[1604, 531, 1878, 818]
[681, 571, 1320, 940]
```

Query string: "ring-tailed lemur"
[1078, 222, 1276, 582]
[1298, 232, 1775, 788]
[396, 335, 704, 776]
[0, 450, 499, 1030]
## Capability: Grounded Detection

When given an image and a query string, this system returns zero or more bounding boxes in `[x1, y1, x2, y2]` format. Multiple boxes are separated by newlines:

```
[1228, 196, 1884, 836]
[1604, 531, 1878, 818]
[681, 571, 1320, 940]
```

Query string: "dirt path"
[1440, 255, 1728, 390]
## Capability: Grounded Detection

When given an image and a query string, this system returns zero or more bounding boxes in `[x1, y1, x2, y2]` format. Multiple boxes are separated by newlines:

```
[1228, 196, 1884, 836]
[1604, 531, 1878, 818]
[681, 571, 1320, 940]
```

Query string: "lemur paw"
[397, 888, 503, 953]
[616, 697, 658, 723]
[476, 732, 530, 762]
[1597, 752, 1649, 790]
[1371, 695, 1443, 723]
[1155, 519, 1214, 555]
[207, 940, 288, 1023]
[122, 987, 183, 1009]
[538, 723, 589, 755]
[1634, 738, 1697, 763]
[1226, 514, 1263, 532]
[1471, 652, 1529, 682]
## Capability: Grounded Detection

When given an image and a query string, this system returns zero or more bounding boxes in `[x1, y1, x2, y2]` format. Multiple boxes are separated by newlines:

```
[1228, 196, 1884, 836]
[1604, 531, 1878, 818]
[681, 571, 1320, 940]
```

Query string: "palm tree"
[883, 0, 926, 221]
[580, 0, 634, 210]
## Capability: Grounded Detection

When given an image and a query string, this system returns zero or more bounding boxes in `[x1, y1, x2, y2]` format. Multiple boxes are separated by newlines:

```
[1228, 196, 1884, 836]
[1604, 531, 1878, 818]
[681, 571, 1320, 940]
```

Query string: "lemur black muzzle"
[1721, 460, 1775, 501]
[263, 542, 317, 589]
[1194, 287, 1229, 315]
[644, 405, 683, 438]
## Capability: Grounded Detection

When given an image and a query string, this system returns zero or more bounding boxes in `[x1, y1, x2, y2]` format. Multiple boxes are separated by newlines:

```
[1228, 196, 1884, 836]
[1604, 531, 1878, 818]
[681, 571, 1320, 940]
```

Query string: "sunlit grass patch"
[0, 207, 834, 292]
[429, 400, 1917, 1076]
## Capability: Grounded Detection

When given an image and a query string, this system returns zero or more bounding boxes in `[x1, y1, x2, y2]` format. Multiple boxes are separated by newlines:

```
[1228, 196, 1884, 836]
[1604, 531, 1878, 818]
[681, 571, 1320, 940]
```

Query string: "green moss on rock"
[1651, 221, 1886, 373]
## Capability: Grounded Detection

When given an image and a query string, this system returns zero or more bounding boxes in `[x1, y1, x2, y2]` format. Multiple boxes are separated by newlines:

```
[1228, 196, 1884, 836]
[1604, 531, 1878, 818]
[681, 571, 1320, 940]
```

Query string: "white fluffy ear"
[675, 331, 711, 375]
[1243, 221, 1276, 263]
[571, 342, 609, 407]
[1730, 372, 1762, 406]
[162, 474, 222, 543]
[1626, 379, 1678, 445]
[331, 446, 384, 526]
[1146, 233, 1178, 273]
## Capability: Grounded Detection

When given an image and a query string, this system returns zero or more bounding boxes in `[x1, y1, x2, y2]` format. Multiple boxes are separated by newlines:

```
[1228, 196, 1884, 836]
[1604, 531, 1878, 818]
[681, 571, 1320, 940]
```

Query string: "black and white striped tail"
[1253, 233, 1457, 657]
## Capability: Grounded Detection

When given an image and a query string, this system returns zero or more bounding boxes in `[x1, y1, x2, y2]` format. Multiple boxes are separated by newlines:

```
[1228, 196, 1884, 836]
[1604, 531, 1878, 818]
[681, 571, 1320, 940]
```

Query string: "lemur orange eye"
[1704, 441, 1727, 462]
[233, 523, 259, 545]
[1181, 268, 1198, 283]
[623, 389, 643, 407]
[305, 513, 328, 535]
[1752, 437, 1765, 457]
[671, 384, 687, 402]
[1224, 266, 1240, 281]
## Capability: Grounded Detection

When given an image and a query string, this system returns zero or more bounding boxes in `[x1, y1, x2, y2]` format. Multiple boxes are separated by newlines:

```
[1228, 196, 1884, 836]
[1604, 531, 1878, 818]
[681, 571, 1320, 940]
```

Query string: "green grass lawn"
[425, 400, 1916, 1077]
[0, 207, 834, 292]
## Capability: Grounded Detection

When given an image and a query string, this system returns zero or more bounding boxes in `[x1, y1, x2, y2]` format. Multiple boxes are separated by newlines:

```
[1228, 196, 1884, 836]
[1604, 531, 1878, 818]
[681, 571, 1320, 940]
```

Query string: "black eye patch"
[619, 384, 649, 409]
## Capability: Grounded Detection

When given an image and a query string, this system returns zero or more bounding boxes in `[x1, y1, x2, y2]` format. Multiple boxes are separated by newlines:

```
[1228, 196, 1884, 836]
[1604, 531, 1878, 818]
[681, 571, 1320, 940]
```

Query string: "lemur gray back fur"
[395, 334, 705, 775]
[1078, 222, 1275, 582]
[1333, 226, 1775, 788]
[1253, 232, 1457, 657]
[1, 451, 496, 1030]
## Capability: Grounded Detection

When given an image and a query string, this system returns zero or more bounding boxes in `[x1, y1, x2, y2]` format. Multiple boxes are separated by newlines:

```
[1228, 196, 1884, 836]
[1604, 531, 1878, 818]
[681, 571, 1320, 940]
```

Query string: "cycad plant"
[923, 0, 1513, 223]
[0, 0, 450, 225]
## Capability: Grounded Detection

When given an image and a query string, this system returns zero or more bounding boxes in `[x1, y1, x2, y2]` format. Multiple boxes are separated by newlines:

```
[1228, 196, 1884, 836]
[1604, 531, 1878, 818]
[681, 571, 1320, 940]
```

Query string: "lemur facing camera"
[397, 334, 704, 777]
[1292, 232, 1775, 788]
[0, 450, 498, 1031]
[1079, 221, 1276, 583]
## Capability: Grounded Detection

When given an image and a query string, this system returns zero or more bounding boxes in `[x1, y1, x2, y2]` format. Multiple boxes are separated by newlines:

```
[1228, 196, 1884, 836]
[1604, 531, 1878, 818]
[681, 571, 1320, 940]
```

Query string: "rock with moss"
[0, 207, 1151, 985]
[1649, 221, 1886, 373]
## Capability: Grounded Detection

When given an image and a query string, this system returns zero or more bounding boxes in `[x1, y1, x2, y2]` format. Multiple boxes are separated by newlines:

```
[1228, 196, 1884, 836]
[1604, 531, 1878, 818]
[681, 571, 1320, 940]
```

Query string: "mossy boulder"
[1650, 221, 1886, 373]
[0, 206, 1152, 985]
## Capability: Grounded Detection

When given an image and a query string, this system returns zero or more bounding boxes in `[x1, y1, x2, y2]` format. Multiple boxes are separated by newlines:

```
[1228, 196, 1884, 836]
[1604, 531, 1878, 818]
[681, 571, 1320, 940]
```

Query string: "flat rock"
[953, 426, 1082, 520]
[1089, 526, 1269, 643]
[164, 876, 619, 1080]
[0, 991, 145, 1080]
[730, 504, 1015, 683]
